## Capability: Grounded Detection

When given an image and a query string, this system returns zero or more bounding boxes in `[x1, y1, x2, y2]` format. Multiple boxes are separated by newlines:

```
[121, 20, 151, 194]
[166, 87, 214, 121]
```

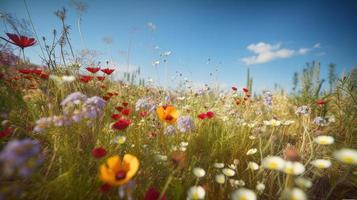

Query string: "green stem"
[159, 173, 174, 199]
[22, 48, 26, 62]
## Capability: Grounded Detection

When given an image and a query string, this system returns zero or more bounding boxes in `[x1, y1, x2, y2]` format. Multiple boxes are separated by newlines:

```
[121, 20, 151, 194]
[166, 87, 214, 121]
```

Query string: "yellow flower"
[99, 154, 139, 186]
[156, 105, 179, 124]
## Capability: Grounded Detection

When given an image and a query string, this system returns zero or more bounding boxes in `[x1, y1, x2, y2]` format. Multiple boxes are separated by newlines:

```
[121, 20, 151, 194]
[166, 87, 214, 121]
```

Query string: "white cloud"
[147, 22, 156, 31]
[313, 43, 321, 48]
[241, 42, 319, 65]
[298, 48, 310, 55]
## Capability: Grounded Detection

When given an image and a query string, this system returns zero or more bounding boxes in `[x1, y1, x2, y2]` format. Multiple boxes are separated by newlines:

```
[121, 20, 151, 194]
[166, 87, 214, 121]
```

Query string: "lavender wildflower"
[60, 92, 87, 107]
[0, 139, 43, 178]
[84, 96, 106, 110]
[135, 97, 154, 111]
[295, 105, 310, 116]
[177, 116, 195, 133]
[164, 125, 176, 135]
[313, 117, 327, 126]
[263, 91, 273, 107]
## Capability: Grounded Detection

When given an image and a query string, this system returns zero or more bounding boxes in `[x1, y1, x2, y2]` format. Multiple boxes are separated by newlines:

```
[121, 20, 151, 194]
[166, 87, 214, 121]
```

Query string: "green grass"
[0, 66, 356, 200]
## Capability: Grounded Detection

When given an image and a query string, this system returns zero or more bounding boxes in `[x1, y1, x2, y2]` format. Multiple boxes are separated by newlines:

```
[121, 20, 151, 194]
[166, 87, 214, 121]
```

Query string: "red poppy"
[107, 92, 114, 97]
[112, 119, 131, 130]
[235, 99, 241, 105]
[139, 111, 148, 117]
[86, 67, 100, 73]
[80, 75, 93, 83]
[115, 106, 124, 112]
[0, 127, 13, 138]
[102, 96, 110, 101]
[232, 86, 237, 91]
[206, 111, 215, 118]
[198, 113, 207, 120]
[113, 92, 119, 96]
[18, 69, 32, 74]
[316, 99, 326, 105]
[121, 109, 131, 116]
[91, 147, 107, 158]
[122, 102, 129, 107]
[111, 114, 122, 120]
[101, 68, 115, 75]
[40, 73, 49, 79]
[31, 69, 43, 75]
[243, 87, 249, 93]
[0, 73, 4, 79]
[246, 93, 251, 98]
[6, 33, 36, 49]
[144, 187, 167, 200]
[100, 183, 112, 193]
[97, 76, 105, 81]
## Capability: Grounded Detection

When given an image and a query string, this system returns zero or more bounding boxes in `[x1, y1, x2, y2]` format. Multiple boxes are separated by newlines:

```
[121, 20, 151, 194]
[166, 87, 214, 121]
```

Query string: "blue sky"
[1, 0, 357, 92]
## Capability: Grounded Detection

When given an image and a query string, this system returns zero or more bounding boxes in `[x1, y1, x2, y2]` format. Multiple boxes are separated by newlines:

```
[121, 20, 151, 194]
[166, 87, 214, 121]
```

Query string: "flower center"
[165, 114, 174, 121]
[115, 170, 127, 180]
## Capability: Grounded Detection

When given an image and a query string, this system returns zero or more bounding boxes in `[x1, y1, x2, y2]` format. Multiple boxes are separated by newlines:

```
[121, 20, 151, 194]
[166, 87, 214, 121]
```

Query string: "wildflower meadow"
[0, 1, 357, 200]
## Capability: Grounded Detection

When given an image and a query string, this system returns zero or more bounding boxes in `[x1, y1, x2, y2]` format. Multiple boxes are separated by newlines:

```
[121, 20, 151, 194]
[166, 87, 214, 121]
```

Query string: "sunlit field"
[1, 1, 357, 200]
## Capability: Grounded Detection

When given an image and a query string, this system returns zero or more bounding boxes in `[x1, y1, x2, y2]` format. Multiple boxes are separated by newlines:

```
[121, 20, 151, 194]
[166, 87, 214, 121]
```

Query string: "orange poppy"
[99, 154, 139, 186]
[156, 105, 179, 124]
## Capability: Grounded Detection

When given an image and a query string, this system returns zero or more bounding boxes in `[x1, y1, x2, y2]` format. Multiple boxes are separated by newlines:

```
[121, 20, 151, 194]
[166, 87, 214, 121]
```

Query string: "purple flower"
[313, 116, 327, 126]
[177, 116, 195, 133]
[84, 96, 106, 109]
[263, 91, 273, 107]
[295, 105, 310, 116]
[83, 106, 100, 119]
[0, 139, 43, 178]
[135, 97, 154, 111]
[164, 125, 176, 135]
[60, 92, 87, 107]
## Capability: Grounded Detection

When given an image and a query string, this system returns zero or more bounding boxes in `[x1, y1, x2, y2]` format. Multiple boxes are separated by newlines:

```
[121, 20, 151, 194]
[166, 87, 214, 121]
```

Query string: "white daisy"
[262, 156, 285, 171]
[283, 161, 305, 175]
[256, 182, 265, 193]
[248, 161, 259, 171]
[231, 188, 257, 200]
[193, 167, 206, 178]
[215, 174, 226, 184]
[246, 148, 258, 155]
[282, 188, 306, 200]
[187, 186, 205, 200]
[214, 163, 225, 168]
[222, 168, 236, 177]
[310, 159, 332, 169]
[314, 135, 334, 145]
[333, 148, 357, 165]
